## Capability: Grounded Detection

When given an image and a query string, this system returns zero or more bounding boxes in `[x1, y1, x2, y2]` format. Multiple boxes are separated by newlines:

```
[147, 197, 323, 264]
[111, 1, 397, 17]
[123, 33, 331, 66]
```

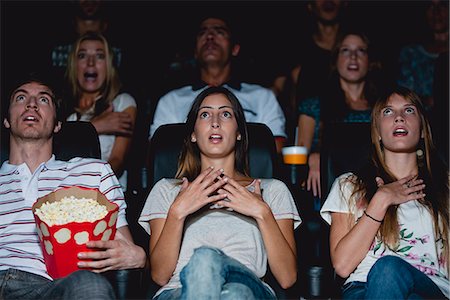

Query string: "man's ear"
[3, 118, 10, 129]
[53, 121, 62, 134]
[231, 44, 240, 57]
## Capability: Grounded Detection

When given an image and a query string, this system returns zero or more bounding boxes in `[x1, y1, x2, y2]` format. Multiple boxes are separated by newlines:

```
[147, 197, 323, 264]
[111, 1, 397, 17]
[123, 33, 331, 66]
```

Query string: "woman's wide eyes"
[200, 111, 209, 119]
[405, 107, 415, 114]
[382, 108, 392, 116]
[222, 111, 232, 118]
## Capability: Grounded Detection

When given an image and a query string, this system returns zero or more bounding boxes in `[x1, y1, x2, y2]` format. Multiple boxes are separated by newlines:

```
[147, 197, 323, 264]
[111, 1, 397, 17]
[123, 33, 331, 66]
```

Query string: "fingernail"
[78, 253, 84, 258]
[220, 168, 224, 173]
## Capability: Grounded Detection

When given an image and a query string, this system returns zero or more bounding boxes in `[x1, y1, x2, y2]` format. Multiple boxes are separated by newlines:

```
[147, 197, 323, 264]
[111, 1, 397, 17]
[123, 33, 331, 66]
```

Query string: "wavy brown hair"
[347, 86, 448, 264]
[66, 32, 121, 117]
[175, 86, 249, 181]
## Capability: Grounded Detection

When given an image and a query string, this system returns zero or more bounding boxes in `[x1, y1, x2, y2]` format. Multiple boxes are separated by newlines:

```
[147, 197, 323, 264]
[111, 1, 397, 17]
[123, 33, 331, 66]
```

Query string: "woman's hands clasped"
[215, 177, 270, 220]
[169, 167, 229, 220]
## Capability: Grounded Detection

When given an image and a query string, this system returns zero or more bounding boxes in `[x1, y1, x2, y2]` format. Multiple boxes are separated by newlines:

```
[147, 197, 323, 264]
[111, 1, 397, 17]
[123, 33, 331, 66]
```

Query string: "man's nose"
[26, 98, 38, 111]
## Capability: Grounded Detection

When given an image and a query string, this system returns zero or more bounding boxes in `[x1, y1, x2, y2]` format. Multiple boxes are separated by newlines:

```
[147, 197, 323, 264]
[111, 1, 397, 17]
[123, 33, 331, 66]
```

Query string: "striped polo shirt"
[0, 155, 127, 280]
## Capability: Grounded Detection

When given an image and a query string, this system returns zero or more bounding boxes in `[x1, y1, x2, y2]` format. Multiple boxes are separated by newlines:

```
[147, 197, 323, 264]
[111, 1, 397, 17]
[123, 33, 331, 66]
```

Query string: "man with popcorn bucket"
[0, 73, 147, 299]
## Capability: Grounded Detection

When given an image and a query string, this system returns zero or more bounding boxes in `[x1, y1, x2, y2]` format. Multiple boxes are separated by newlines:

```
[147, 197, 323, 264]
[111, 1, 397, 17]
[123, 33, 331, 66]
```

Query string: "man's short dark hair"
[4, 72, 63, 122]
[195, 12, 241, 46]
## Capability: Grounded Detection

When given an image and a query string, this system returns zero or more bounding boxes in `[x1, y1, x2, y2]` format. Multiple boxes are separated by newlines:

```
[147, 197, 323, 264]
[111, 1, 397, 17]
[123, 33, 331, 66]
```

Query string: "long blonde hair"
[66, 32, 121, 116]
[349, 86, 448, 264]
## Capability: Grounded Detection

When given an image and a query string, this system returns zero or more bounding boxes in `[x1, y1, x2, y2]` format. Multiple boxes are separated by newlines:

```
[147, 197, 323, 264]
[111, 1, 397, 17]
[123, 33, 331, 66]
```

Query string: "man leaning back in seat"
[0, 74, 146, 299]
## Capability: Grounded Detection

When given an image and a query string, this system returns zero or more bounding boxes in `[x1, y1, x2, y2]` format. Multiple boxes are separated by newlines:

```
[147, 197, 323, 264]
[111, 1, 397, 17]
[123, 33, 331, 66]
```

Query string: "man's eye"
[16, 95, 26, 102]
[39, 97, 50, 104]
[382, 108, 393, 116]
[197, 29, 207, 37]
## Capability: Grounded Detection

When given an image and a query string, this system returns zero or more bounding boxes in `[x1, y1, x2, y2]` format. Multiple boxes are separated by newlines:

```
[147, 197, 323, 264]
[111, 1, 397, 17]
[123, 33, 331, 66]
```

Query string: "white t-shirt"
[67, 93, 136, 191]
[139, 178, 301, 296]
[320, 173, 449, 298]
[149, 83, 286, 138]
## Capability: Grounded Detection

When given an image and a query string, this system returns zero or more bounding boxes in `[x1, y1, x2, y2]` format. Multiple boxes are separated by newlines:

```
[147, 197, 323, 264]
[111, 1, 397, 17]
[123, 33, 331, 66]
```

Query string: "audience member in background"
[397, 0, 448, 112]
[65, 32, 136, 192]
[296, 30, 383, 198]
[149, 15, 287, 153]
[320, 86, 448, 299]
[0, 74, 146, 299]
[52, 0, 122, 69]
[139, 87, 300, 299]
[272, 0, 347, 144]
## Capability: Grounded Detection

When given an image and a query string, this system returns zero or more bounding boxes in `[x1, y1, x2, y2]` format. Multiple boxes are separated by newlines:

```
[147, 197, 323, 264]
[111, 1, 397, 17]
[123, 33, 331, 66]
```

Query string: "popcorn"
[32, 186, 119, 278]
[35, 196, 108, 226]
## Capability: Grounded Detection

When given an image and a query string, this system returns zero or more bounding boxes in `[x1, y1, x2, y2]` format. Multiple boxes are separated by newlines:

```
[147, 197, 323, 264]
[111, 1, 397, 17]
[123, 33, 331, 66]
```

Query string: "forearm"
[150, 213, 185, 285]
[257, 211, 297, 289]
[331, 199, 388, 277]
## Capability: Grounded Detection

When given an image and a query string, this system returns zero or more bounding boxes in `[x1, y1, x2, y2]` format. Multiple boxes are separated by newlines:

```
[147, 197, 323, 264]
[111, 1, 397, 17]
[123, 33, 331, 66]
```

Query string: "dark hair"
[4, 72, 63, 122]
[176, 86, 249, 181]
[321, 29, 386, 123]
[195, 13, 240, 46]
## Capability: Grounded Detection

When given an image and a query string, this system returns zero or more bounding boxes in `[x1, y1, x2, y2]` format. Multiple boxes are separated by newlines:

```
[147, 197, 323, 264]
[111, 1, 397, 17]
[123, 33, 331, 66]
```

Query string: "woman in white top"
[320, 86, 448, 299]
[139, 86, 301, 299]
[65, 32, 136, 191]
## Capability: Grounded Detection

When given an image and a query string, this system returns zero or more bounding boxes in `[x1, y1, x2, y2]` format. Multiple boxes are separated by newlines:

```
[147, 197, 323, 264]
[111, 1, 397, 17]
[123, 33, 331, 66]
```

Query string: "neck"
[200, 64, 232, 87]
[341, 79, 366, 98]
[314, 22, 339, 50]
[78, 93, 101, 111]
[384, 151, 419, 179]
[200, 154, 248, 183]
[9, 137, 53, 173]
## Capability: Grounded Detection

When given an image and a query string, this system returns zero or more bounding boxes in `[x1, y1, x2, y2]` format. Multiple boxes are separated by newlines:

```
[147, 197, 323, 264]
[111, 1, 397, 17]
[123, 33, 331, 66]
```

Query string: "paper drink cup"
[32, 186, 119, 279]
[282, 146, 308, 165]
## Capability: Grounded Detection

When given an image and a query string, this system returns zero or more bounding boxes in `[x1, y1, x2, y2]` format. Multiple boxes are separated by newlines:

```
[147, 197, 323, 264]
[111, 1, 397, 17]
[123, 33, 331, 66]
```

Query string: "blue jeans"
[342, 255, 447, 299]
[0, 268, 116, 300]
[155, 246, 276, 300]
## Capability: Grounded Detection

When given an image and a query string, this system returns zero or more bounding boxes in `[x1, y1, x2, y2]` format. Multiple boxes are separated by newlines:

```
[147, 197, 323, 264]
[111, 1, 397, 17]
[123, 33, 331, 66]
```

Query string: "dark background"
[1, 1, 429, 117]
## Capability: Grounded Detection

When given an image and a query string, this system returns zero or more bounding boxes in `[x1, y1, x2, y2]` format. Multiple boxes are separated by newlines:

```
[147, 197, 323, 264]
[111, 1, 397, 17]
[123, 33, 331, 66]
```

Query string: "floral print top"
[320, 173, 449, 298]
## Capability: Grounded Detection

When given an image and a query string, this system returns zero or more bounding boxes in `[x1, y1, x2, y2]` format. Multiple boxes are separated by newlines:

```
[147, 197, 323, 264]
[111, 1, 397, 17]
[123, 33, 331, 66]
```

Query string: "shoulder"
[52, 157, 111, 172]
[238, 83, 275, 98]
[113, 93, 137, 109]
[160, 86, 197, 101]
[260, 178, 289, 191]
[152, 178, 182, 191]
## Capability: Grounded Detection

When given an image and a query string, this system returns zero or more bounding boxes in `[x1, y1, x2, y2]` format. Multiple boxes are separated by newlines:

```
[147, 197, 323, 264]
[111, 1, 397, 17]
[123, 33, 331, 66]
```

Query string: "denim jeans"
[155, 246, 276, 300]
[342, 255, 447, 299]
[0, 268, 116, 300]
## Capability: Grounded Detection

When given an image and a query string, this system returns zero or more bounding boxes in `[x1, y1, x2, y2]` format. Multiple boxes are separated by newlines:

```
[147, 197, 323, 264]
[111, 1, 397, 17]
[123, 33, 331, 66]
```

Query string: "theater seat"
[321, 122, 372, 199]
[53, 121, 101, 160]
[147, 122, 292, 297]
[148, 122, 279, 187]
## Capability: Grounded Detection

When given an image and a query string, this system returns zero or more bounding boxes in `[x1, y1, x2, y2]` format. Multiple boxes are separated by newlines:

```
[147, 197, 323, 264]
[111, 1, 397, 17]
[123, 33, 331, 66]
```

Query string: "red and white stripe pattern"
[0, 155, 127, 280]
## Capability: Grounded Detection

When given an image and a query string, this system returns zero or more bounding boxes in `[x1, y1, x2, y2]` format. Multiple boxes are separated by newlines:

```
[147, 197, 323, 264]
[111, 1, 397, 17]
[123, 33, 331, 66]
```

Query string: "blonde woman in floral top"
[320, 86, 449, 299]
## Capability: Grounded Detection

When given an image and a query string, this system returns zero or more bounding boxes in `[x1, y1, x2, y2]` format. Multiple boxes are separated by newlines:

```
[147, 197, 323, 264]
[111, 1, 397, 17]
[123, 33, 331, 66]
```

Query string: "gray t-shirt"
[139, 178, 301, 295]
